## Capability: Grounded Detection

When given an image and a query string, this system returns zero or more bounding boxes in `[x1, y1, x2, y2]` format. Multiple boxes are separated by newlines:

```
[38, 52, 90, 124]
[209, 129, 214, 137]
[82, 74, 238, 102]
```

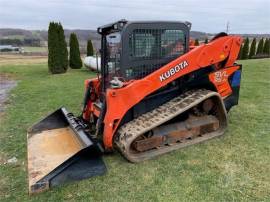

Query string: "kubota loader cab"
[93, 20, 191, 123]
[27, 20, 242, 194]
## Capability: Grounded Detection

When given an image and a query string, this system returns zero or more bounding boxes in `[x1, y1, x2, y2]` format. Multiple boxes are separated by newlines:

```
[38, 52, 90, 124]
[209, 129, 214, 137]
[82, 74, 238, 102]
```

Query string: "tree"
[204, 38, 208, 44]
[48, 22, 68, 74]
[263, 38, 270, 55]
[249, 38, 256, 59]
[194, 39, 199, 46]
[58, 23, 68, 70]
[238, 44, 243, 60]
[256, 38, 264, 55]
[69, 33, 82, 69]
[241, 38, 249, 60]
[87, 39, 94, 56]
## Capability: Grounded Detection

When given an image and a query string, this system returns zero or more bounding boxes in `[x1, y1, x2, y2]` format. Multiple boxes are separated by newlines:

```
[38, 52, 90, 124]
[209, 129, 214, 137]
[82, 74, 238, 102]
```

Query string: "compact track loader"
[27, 20, 242, 194]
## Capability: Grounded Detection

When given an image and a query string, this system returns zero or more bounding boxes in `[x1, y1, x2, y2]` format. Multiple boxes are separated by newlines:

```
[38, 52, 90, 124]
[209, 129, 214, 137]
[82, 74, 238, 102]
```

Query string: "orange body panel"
[209, 66, 240, 97]
[83, 77, 100, 120]
[101, 36, 242, 149]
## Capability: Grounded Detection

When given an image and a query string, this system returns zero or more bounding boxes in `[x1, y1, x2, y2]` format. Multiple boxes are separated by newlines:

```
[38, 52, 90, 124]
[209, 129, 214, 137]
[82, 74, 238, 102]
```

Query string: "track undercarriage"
[114, 89, 227, 162]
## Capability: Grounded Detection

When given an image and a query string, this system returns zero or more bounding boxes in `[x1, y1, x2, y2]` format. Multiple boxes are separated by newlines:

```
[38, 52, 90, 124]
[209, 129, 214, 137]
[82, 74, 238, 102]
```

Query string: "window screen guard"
[125, 29, 186, 79]
[129, 29, 185, 60]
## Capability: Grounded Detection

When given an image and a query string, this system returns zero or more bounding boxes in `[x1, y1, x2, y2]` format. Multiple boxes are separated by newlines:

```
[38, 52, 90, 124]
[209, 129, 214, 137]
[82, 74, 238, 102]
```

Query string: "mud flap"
[27, 107, 106, 194]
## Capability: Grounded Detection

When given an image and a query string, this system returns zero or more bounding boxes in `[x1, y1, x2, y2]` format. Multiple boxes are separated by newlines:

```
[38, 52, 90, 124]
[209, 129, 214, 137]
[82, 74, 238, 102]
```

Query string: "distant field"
[0, 54, 47, 65]
[2, 35, 25, 40]
[23, 46, 47, 53]
[0, 58, 269, 201]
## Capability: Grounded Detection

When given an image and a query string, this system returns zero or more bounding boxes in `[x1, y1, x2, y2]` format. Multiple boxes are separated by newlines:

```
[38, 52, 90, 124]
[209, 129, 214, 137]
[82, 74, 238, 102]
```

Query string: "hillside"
[0, 28, 269, 50]
[0, 28, 100, 48]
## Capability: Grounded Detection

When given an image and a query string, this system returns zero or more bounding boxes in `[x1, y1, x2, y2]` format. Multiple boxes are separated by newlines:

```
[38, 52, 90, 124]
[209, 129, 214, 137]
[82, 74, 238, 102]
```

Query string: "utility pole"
[226, 21, 230, 33]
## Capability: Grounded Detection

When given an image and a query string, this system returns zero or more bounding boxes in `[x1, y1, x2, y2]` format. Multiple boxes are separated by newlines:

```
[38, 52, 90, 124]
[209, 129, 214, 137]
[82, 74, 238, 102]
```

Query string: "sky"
[0, 0, 269, 34]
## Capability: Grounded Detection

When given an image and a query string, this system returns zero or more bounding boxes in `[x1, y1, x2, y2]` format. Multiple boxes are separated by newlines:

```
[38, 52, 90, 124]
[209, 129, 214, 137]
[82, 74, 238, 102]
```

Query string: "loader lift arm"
[103, 35, 242, 149]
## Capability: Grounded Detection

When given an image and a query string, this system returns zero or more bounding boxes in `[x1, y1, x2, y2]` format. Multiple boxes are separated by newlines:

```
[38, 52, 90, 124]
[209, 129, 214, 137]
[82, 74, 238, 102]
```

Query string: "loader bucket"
[27, 107, 106, 194]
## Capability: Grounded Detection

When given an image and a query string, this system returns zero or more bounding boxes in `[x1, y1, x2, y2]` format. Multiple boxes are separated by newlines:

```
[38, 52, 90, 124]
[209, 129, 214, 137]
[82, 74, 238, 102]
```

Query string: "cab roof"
[97, 19, 191, 34]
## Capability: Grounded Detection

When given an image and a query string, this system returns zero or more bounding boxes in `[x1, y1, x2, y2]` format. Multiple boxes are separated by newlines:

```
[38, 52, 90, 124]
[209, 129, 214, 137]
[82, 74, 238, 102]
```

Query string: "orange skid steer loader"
[27, 20, 242, 194]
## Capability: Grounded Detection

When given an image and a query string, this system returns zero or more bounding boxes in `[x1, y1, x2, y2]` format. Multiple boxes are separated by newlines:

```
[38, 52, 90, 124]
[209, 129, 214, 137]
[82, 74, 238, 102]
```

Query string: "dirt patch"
[0, 74, 17, 114]
[0, 54, 47, 65]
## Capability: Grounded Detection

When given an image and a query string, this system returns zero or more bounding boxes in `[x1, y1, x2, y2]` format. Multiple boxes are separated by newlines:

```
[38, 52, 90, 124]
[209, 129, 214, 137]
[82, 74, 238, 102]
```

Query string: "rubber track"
[114, 89, 227, 163]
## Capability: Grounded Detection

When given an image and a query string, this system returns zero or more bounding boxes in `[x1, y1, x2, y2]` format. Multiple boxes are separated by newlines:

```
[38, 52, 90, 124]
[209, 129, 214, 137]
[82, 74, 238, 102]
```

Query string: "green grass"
[0, 59, 270, 201]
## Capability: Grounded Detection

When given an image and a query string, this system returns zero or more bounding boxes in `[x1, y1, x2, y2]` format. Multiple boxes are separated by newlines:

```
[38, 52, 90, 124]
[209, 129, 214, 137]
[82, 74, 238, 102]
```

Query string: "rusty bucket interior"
[27, 108, 106, 194]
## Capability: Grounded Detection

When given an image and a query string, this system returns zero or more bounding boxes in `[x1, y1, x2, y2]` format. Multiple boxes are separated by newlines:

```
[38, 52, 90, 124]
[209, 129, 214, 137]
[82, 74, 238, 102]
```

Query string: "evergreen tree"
[48, 22, 68, 74]
[241, 38, 249, 60]
[249, 38, 256, 59]
[48, 22, 57, 72]
[263, 38, 270, 55]
[204, 38, 208, 44]
[69, 33, 82, 69]
[194, 39, 199, 46]
[87, 39, 94, 56]
[256, 38, 264, 55]
[58, 23, 68, 70]
[238, 44, 243, 60]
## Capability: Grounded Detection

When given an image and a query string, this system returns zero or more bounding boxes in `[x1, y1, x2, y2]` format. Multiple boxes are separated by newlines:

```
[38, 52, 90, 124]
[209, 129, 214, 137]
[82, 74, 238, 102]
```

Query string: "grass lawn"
[0, 59, 269, 201]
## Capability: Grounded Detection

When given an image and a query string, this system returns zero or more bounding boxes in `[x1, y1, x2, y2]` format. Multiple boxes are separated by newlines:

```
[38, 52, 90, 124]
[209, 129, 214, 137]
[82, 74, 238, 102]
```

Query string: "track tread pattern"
[115, 89, 227, 162]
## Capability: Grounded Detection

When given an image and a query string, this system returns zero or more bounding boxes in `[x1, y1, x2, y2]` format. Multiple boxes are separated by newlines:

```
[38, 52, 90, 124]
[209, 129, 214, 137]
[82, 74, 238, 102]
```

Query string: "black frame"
[98, 20, 191, 91]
